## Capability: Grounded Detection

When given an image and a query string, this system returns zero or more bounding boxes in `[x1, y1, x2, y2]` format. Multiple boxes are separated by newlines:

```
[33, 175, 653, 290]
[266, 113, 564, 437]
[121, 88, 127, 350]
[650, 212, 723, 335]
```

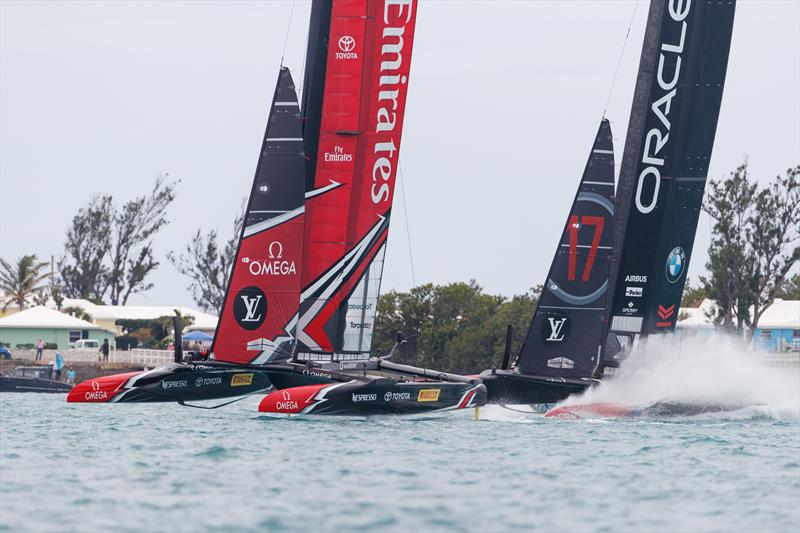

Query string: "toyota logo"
[338, 35, 355, 52]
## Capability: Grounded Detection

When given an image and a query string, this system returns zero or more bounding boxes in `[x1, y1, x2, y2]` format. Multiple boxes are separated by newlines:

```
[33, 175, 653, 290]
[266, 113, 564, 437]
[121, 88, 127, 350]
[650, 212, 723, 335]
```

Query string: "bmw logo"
[665, 246, 687, 284]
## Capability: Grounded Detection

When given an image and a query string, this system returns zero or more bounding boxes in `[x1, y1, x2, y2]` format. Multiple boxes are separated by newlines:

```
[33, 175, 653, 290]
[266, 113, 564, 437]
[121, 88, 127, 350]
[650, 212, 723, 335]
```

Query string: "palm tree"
[0, 254, 51, 311]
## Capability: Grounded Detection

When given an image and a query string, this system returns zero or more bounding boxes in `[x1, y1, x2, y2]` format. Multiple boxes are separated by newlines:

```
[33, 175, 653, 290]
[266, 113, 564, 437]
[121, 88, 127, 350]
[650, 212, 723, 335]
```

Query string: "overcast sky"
[1, 1, 798, 309]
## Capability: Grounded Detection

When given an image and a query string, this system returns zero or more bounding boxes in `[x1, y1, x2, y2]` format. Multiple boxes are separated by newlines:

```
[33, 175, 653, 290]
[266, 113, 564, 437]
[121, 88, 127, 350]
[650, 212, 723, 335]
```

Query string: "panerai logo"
[635, 0, 691, 214]
[370, 0, 414, 205]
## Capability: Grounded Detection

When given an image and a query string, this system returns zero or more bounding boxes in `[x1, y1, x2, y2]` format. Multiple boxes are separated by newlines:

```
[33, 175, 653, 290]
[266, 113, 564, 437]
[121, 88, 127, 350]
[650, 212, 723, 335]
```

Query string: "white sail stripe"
[297, 217, 387, 348]
[582, 181, 614, 186]
[592, 149, 613, 154]
[274, 102, 297, 106]
[539, 305, 606, 311]
[242, 206, 304, 237]
[251, 313, 300, 364]
[560, 244, 613, 250]
[266, 137, 304, 141]
[305, 179, 342, 199]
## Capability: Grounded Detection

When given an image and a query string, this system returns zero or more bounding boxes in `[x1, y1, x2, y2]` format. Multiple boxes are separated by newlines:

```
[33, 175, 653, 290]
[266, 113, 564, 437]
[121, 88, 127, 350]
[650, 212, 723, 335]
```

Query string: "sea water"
[1, 338, 799, 532]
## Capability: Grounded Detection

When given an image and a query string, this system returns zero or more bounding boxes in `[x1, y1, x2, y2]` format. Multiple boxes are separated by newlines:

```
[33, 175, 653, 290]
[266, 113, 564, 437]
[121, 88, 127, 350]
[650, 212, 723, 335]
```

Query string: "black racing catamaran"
[481, 0, 737, 406]
[69, 0, 486, 415]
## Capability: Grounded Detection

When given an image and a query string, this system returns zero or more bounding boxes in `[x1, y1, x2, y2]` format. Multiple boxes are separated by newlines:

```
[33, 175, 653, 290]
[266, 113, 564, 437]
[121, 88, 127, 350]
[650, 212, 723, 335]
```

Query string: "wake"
[557, 333, 800, 422]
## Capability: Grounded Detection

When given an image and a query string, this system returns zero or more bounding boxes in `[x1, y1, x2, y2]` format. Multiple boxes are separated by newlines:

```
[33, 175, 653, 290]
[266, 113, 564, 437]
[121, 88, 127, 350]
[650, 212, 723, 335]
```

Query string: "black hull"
[480, 369, 595, 405]
[260, 378, 486, 416]
[68, 363, 272, 403]
[0, 376, 72, 393]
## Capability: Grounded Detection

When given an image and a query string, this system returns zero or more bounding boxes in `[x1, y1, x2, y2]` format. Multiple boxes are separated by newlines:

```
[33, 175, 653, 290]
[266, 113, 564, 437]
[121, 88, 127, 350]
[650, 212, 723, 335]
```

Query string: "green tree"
[680, 279, 707, 308]
[59, 175, 177, 304]
[703, 162, 800, 336]
[168, 201, 244, 312]
[373, 281, 540, 374]
[0, 254, 51, 311]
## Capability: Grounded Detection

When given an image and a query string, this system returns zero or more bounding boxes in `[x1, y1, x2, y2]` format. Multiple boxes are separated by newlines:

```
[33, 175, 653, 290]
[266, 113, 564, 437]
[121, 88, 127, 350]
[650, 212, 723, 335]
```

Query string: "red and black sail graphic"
[296, 0, 418, 360]
[517, 120, 615, 378]
[212, 67, 306, 364]
[606, 1, 736, 338]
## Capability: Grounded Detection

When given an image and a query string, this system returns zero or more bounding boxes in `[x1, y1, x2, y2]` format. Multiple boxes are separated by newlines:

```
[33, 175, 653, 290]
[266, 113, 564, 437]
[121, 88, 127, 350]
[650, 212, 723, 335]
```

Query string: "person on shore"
[54, 352, 65, 381]
[99, 338, 110, 362]
[35, 339, 45, 361]
[66, 367, 76, 385]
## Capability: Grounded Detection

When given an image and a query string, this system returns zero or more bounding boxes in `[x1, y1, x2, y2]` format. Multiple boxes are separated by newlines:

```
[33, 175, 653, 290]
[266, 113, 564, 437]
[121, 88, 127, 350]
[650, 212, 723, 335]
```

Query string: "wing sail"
[605, 0, 736, 339]
[516, 120, 616, 378]
[296, 0, 418, 361]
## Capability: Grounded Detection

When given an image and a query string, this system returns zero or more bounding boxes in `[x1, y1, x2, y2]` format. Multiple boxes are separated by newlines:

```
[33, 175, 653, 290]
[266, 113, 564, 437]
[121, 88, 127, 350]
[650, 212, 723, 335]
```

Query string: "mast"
[211, 67, 306, 364]
[296, 0, 419, 362]
[605, 0, 736, 341]
[516, 120, 616, 378]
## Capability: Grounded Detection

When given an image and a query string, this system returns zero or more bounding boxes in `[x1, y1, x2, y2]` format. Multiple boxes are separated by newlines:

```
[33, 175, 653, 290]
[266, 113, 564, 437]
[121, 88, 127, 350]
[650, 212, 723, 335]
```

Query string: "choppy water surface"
[1, 393, 798, 532]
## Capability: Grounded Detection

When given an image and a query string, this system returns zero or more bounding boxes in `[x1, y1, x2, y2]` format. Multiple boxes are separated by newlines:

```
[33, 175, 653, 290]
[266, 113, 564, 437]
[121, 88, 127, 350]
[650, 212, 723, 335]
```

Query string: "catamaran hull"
[66, 363, 272, 403]
[480, 369, 595, 405]
[259, 379, 486, 416]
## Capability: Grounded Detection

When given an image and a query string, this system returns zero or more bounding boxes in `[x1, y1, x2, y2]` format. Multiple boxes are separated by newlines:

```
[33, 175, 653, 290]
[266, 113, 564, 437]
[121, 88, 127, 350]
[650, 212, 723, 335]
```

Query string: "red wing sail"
[212, 67, 306, 364]
[296, 0, 418, 360]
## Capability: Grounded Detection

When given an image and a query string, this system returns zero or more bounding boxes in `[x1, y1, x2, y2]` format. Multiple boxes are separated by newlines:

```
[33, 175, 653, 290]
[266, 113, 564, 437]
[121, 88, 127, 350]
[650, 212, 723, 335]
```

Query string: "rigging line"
[602, 0, 640, 119]
[280, 0, 297, 67]
[397, 163, 417, 287]
[297, 2, 311, 100]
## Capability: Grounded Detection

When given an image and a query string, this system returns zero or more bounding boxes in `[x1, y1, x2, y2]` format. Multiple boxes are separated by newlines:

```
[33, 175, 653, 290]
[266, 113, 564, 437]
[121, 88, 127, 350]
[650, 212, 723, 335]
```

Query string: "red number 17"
[567, 215, 605, 282]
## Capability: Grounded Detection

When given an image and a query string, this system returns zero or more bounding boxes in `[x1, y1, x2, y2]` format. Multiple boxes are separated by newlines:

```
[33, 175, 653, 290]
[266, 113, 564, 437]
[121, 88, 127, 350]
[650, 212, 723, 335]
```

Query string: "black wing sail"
[605, 0, 736, 339]
[516, 119, 615, 378]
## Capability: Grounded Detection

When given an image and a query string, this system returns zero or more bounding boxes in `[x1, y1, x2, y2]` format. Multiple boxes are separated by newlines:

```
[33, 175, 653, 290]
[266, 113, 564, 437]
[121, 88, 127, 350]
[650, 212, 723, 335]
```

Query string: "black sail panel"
[606, 0, 736, 339]
[517, 119, 615, 378]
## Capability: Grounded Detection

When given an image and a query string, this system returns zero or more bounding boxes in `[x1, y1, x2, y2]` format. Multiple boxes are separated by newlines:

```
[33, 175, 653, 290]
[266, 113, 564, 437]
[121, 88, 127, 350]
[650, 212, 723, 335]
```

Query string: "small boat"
[1, 366, 72, 393]
[481, 0, 737, 406]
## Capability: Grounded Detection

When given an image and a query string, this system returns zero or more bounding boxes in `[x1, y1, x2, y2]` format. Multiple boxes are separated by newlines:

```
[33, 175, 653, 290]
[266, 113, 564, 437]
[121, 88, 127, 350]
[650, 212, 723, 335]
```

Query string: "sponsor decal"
[665, 246, 687, 283]
[336, 35, 358, 59]
[241, 242, 297, 277]
[625, 275, 648, 283]
[352, 393, 377, 403]
[417, 389, 440, 402]
[161, 379, 188, 390]
[625, 286, 643, 298]
[634, 0, 692, 214]
[547, 357, 575, 369]
[348, 303, 373, 310]
[384, 391, 411, 402]
[657, 303, 675, 327]
[276, 390, 299, 411]
[541, 313, 570, 343]
[302, 369, 332, 380]
[349, 322, 371, 329]
[324, 145, 353, 163]
[233, 287, 267, 330]
[84, 380, 108, 401]
[369, 0, 414, 205]
[195, 376, 222, 387]
[622, 301, 638, 315]
[231, 373, 254, 387]
[257, 183, 269, 194]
